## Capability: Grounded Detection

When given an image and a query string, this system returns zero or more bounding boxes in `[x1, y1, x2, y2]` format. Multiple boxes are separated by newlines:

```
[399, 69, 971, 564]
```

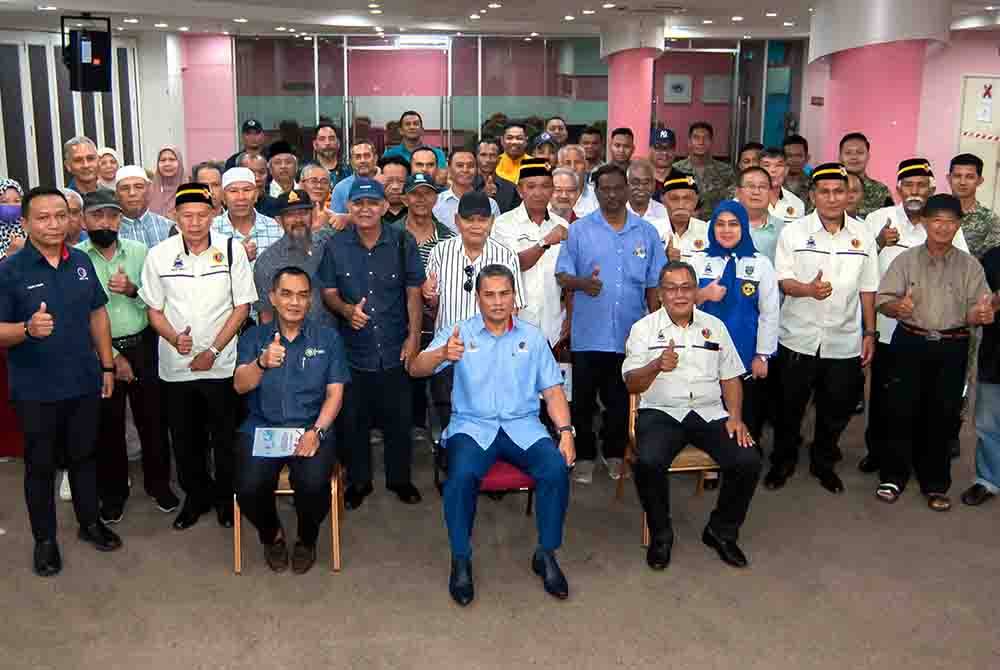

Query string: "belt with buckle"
[899, 323, 969, 341]
[112, 331, 145, 350]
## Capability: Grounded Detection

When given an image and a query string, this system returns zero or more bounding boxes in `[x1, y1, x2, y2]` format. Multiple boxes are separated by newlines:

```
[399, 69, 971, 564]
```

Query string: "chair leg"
[330, 476, 342, 573]
[233, 495, 242, 575]
[695, 472, 706, 497]
[336, 464, 345, 517]
[641, 511, 650, 548]
[525, 489, 534, 516]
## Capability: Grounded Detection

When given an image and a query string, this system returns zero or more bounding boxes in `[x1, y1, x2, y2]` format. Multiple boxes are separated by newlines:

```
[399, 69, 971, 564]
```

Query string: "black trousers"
[429, 366, 455, 433]
[97, 329, 172, 504]
[772, 344, 862, 471]
[742, 376, 768, 441]
[863, 341, 894, 464]
[339, 365, 413, 487]
[164, 378, 237, 507]
[881, 329, 968, 493]
[633, 410, 761, 542]
[571, 350, 628, 461]
[16, 394, 101, 541]
[236, 432, 337, 545]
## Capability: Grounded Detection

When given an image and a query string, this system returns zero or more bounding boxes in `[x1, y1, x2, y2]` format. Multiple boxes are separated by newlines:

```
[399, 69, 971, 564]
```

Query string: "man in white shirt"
[433, 149, 500, 232]
[139, 182, 258, 530]
[660, 170, 709, 263]
[555, 144, 598, 219]
[626, 159, 670, 236]
[761, 148, 806, 223]
[624, 260, 760, 571]
[735, 166, 785, 265]
[549, 168, 581, 223]
[860, 159, 969, 474]
[766, 163, 879, 494]
[492, 158, 569, 346]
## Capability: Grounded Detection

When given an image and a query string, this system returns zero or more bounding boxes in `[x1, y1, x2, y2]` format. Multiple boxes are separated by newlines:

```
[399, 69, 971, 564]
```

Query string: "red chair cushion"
[479, 460, 535, 492]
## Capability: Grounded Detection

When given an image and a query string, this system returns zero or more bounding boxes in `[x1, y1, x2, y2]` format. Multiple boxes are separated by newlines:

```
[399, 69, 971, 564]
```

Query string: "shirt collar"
[269, 317, 317, 343]
[346, 221, 389, 248]
[471, 313, 520, 336]
[24, 239, 70, 266]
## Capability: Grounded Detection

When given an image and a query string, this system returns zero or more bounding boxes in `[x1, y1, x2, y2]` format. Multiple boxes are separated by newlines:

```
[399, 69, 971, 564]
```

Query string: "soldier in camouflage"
[839, 132, 892, 220]
[782, 134, 812, 204]
[672, 121, 736, 220]
[949, 152, 1000, 259]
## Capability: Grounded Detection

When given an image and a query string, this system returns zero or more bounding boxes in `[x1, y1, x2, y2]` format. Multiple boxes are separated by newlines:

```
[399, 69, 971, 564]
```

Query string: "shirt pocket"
[335, 269, 361, 303]
[625, 249, 651, 285]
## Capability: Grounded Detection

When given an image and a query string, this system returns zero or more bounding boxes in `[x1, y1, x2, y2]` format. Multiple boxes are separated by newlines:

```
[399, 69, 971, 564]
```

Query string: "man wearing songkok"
[660, 169, 710, 264]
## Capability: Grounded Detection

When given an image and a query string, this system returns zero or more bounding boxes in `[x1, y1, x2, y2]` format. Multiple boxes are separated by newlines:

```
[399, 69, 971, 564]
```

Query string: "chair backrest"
[626, 393, 719, 472]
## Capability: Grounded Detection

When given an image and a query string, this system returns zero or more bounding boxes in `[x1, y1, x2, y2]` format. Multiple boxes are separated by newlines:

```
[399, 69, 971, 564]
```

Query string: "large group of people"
[1, 109, 999, 608]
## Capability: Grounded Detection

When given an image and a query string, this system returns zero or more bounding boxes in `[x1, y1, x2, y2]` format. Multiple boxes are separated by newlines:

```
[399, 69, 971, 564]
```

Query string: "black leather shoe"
[78, 521, 123, 552]
[216, 502, 234, 528]
[387, 482, 422, 505]
[702, 526, 748, 568]
[291, 540, 317, 574]
[449, 557, 475, 606]
[100, 499, 125, 525]
[172, 500, 210, 530]
[858, 455, 880, 474]
[344, 482, 374, 510]
[33, 540, 62, 577]
[763, 462, 795, 490]
[646, 538, 673, 571]
[532, 550, 569, 600]
[810, 465, 845, 494]
[961, 483, 996, 506]
[154, 490, 180, 513]
[265, 537, 289, 573]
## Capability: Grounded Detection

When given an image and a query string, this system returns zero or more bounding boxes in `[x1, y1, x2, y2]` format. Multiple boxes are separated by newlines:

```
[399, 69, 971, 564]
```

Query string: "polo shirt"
[866, 205, 970, 344]
[496, 153, 531, 183]
[381, 144, 447, 170]
[555, 209, 666, 354]
[0, 241, 107, 401]
[138, 231, 258, 382]
[317, 223, 425, 371]
[119, 209, 172, 248]
[474, 174, 521, 214]
[491, 204, 569, 345]
[236, 318, 351, 434]
[769, 187, 806, 223]
[253, 228, 336, 327]
[748, 214, 786, 265]
[774, 212, 879, 359]
[329, 174, 358, 214]
[433, 189, 500, 233]
[76, 238, 149, 341]
[382, 206, 408, 227]
[431, 314, 564, 450]
[211, 209, 285, 267]
[622, 307, 744, 422]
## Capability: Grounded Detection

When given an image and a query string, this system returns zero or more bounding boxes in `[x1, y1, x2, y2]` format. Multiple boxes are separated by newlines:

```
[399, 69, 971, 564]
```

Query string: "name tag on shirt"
[703, 341, 720, 351]
[252, 427, 303, 458]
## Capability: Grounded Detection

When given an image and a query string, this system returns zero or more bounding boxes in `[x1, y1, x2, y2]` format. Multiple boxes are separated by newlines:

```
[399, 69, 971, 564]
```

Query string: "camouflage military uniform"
[673, 157, 736, 220]
[783, 174, 811, 204]
[857, 175, 891, 220]
[960, 202, 1000, 259]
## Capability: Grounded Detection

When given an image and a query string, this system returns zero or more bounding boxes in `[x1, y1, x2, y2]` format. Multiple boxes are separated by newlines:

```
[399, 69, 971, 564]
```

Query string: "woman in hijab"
[690, 200, 779, 442]
[97, 147, 121, 190]
[147, 145, 184, 217]
[0, 177, 26, 258]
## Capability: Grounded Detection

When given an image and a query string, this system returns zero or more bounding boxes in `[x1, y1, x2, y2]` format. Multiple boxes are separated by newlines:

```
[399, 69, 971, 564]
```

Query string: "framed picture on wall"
[702, 74, 732, 104]
[663, 74, 693, 104]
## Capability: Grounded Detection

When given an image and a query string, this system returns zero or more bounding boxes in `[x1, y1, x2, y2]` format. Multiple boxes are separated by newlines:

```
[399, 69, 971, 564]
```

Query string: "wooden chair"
[233, 463, 345, 574]
[616, 394, 720, 546]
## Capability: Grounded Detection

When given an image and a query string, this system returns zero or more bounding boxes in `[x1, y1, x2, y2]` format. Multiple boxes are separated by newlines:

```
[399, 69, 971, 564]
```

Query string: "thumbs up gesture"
[174, 326, 194, 355]
[702, 278, 727, 303]
[484, 174, 497, 197]
[877, 219, 900, 249]
[350, 297, 370, 330]
[895, 286, 916, 321]
[27, 301, 54, 339]
[659, 338, 679, 373]
[810, 269, 833, 301]
[107, 265, 134, 296]
[445, 325, 465, 362]
[261, 331, 286, 368]
[665, 235, 681, 262]
[582, 265, 603, 297]
[971, 292, 996, 326]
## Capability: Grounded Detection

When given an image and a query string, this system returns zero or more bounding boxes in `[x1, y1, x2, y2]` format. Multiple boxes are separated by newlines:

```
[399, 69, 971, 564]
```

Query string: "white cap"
[114, 165, 150, 186]
[223, 167, 256, 190]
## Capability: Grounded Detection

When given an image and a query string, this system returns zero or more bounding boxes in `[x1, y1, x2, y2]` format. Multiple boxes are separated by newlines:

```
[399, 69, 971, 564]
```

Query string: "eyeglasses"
[300, 177, 329, 187]
[740, 183, 770, 192]
[463, 265, 475, 292]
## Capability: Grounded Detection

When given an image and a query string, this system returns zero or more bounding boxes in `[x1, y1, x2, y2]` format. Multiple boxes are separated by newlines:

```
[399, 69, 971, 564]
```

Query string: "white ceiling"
[0, 0, 996, 40]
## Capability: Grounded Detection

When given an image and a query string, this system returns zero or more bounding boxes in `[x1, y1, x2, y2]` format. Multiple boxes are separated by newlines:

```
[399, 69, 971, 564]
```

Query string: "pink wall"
[653, 51, 733, 156]
[182, 35, 237, 168]
[608, 48, 657, 158]
[824, 40, 928, 187]
[347, 50, 446, 95]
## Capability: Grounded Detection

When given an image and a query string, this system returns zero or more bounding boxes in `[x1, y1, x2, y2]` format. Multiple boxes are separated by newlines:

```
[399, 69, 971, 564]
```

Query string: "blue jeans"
[443, 429, 569, 559]
[974, 382, 1000, 493]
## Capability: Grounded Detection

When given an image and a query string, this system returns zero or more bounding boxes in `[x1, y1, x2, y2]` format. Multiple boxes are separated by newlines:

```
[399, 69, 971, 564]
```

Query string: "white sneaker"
[573, 460, 595, 484]
[59, 471, 72, 501]
[606, 457, 627, 480]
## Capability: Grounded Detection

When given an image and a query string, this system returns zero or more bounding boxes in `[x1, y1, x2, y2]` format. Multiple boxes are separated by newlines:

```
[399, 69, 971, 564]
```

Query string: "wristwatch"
[102, 366, 114, 373]
[537, 239, 551, 251]
[557, 425, 576, 437]
[208, 345, 222, 358]
[863, 330, 879, 339]
[308, 425, 327, 441]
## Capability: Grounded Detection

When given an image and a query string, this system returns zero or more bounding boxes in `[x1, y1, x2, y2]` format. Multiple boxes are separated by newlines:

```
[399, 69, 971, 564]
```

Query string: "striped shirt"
[119, 209, 173, 248]
[426, 236, 525, 331]
[211, 209, 284, 266]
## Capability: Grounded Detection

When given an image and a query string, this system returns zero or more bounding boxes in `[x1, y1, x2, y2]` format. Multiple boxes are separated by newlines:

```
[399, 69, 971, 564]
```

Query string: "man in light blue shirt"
[432, 148, 500, 232]
[115, 166, 172, 248]
[410, 264, 574, 607]
[329, 140, 379, 214]
[556, 164, 666, 484]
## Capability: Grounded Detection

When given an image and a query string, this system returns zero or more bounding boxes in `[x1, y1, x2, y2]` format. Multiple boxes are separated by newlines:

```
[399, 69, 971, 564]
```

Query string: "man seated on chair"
[234, 266, 350, 574]
[410, 264, 575, 607]
[623, 260, 761, 571]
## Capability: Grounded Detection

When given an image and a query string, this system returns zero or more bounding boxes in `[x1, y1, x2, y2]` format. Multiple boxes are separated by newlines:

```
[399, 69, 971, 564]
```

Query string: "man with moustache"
[267, 142, 300, 198]
[213, 168, 283, 271]
[673, 122, 736, 220]
[435, 149, 500, 233]
[116, 166, 173, 248]
[626, 159, 670, 236]
[608, 128, 636, 171]
[549, 168, 581, 223]
[839, 133, 892, 220]
[660, 170, 710, 264]
[496, 123, 532, 183]
[782, 135, 812, 204]
[579, 126, 604, 173]
[312, 123, 352, 189]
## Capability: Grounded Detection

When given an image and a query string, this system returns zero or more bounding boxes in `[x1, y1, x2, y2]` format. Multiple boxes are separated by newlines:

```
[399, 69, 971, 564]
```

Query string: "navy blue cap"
[404, 172, 441, 194]
[348, 177, 385, 202]
[275, 188, 313, 214]
[532, 132, 557, 150]
[652, 128, 676, 147]
[242, 119, 264, 133]
[458, 190, 493, 218]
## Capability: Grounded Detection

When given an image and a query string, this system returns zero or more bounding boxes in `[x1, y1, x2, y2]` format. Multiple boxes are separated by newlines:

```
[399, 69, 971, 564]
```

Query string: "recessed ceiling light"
[154, 22, 168, 28]
[530, 31, 539, 36]
[234, 18, 248, 23]
[368, 2, 380, 6]
[564, 14, 575, 20]
[374, 25, 382, 30]
[582, 9, 595, 14]
[37, 5, 58, 11]
[479, 8, 488, 13]
[524, 37, 532, 41]
[469, 14, 480, 19]
[783, 21, 795, 26]
[602, 2, 615, 7]
[455, 31, 463, 35]
[123, 18, 139, 24]
[75, 22, 83, 26]
[115, 26, 124, 31]
[223, 30, 230, 35]
[488, 2, 502, 7]
[276, 26, 286, 31]
[702, 19, 713, 24]
[303, 35, 312, 40]
[765, 11, 777, 17]
[743, 34, 752, 39]
[808, 6, 814, 11]
[370, 8, 382, 13]
[731, 16, 744, 22]
[178, 26, 189, 31]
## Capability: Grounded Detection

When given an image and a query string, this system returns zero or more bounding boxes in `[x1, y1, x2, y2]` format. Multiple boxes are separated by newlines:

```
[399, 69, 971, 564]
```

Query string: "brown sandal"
[926, 493, 952, 512]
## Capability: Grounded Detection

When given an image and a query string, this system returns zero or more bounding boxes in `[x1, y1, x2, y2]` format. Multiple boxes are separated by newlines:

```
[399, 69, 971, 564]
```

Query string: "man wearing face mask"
[78, 190, 178, 523]
[860, 160, 970, 475]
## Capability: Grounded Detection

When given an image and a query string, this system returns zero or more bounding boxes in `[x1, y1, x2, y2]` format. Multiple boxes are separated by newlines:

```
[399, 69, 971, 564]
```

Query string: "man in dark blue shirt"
[320, 177, 425, 509]
[0, 187, 121, 577]
[235, 266, 350, 573]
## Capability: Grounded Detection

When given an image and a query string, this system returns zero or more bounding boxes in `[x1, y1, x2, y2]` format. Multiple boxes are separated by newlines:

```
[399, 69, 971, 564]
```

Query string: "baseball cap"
[348, 177, 385, 202]
[457, 191, 493, 218]
[404, 172, 441, 194]
[242, 119, 264, 133]
[532, 132, 557, 151]
[276, 189, 313, 214]
[652, 128, 676, 147]
[83, 189, 123, 213]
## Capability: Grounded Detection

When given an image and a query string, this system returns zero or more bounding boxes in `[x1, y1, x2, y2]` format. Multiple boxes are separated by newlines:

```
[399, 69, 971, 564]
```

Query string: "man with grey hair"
[192, 161, 225, 218]
[556, 144, 597, 218]
[298, 163, 340, 230]
[549, 167, 580, 222]
[627, 159, 670, 240]
[58, 188, 87, 245]
[64, 136, 100, 195]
